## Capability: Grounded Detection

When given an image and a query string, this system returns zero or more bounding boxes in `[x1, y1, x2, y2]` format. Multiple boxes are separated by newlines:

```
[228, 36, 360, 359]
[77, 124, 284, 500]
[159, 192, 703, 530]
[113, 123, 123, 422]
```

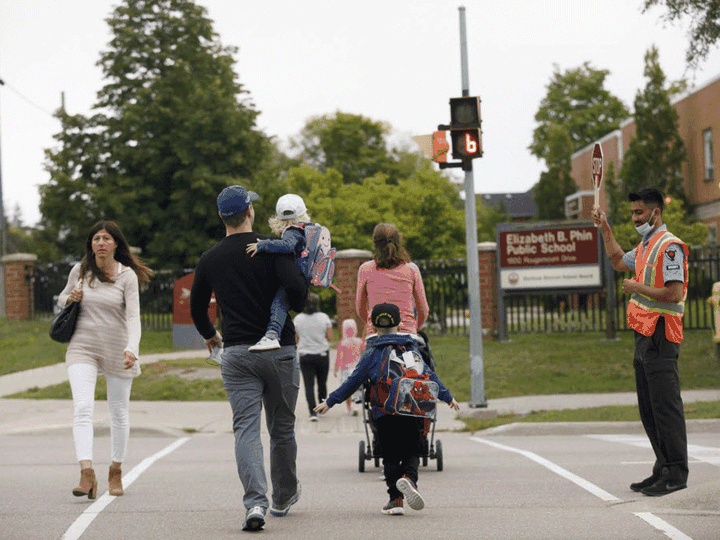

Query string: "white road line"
[61, 437, 190, 540]
[470, 436, 621, 501]
[587, 435, 720, 466]
[634, 512, 694, 540]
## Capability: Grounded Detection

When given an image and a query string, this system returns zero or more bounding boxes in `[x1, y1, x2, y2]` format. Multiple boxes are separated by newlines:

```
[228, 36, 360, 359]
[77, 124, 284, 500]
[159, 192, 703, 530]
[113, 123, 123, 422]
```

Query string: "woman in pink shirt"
[356, 223, 429, 338]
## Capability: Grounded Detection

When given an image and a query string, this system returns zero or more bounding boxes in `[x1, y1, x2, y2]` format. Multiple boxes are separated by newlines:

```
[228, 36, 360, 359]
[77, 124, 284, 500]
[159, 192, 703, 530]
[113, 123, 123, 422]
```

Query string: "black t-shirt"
[190, 232, 308, 347]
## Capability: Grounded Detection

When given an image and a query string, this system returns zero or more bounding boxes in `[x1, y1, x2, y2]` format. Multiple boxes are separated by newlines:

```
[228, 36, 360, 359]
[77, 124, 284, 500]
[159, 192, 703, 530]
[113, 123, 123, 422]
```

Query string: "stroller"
[357, 330, 444, 472]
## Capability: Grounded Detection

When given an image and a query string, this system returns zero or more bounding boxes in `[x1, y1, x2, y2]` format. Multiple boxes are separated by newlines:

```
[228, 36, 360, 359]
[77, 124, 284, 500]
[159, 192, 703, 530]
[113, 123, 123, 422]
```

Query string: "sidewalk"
[1, 350, 719, 437]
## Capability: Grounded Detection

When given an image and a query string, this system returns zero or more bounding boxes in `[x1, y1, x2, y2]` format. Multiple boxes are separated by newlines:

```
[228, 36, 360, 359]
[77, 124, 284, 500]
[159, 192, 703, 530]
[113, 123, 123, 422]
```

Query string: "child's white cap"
[276, 194, 307, 220]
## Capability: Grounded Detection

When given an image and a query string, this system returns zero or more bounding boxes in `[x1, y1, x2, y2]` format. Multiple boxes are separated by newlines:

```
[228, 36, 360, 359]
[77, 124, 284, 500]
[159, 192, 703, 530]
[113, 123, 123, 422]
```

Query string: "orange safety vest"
[626, 230, 689, 343]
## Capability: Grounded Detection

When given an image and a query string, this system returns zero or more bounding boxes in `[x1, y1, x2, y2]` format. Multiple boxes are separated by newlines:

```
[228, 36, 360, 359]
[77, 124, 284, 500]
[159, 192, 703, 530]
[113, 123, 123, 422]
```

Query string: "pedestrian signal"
[449, 97, 482, 160]
[450, 128, 482, 160]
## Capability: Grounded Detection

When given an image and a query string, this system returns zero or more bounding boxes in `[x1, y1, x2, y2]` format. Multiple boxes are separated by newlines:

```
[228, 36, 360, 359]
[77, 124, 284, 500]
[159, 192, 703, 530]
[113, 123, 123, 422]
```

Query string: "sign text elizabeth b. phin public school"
[496, 222, 602, 290]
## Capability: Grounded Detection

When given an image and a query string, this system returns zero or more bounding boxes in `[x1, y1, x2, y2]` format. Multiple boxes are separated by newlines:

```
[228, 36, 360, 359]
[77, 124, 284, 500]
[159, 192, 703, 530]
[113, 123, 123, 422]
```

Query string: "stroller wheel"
[359, 440, 366, 472]
[436, 440, 443, 471]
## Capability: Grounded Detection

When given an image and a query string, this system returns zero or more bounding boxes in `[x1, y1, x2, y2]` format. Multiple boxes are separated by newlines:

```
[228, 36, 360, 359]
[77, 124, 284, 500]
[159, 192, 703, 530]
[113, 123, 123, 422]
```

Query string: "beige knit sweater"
[57, 262, 142, 378]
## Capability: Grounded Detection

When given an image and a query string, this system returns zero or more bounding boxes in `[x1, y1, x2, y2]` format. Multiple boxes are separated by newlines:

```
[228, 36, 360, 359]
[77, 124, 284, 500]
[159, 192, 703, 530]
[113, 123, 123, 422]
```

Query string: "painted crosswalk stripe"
[61, 437, 190, 540]
[470, 436, 620, 501]
[634, 512, 693, 540]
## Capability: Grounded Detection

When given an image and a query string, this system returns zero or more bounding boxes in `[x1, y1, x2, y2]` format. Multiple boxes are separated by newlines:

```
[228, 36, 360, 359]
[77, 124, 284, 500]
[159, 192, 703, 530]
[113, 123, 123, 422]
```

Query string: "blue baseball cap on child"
[217, 185, 259, 218]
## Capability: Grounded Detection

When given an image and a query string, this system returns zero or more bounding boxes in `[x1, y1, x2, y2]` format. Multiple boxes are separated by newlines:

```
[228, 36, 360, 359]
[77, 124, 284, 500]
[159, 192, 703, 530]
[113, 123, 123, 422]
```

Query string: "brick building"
[567, 72, 720, 239]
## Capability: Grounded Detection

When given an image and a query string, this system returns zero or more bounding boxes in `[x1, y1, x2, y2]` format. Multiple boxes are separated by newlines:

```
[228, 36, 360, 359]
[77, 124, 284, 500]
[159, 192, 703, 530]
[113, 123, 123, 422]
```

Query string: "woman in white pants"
[58, 221, 153, 499]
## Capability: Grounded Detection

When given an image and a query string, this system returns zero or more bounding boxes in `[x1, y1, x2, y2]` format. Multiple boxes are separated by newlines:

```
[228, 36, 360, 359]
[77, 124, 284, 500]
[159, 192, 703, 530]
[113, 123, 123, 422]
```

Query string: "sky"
[1, 0, 720, 227]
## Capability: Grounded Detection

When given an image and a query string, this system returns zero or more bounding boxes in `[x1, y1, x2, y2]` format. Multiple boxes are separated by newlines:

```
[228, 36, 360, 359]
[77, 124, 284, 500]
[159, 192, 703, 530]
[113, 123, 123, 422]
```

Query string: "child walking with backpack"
[246, 194, 336, 351]
[315, 303, 459, 516]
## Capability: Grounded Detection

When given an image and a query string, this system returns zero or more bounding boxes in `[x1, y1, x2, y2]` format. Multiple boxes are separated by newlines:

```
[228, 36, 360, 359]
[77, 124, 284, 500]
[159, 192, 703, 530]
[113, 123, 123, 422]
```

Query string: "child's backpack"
[301, 223, 341, 292]
[373, 343, 439, 418]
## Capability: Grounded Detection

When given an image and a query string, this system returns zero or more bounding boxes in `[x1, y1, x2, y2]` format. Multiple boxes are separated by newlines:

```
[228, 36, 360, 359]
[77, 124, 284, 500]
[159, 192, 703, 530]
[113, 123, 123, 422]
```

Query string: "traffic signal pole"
[458, 7, 486, 407]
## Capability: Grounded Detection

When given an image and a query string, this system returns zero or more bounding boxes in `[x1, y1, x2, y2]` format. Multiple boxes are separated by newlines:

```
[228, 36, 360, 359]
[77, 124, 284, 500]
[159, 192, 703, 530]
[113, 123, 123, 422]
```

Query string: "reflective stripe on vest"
[629, 231, 686, 316]
[627, 230, 688, 343]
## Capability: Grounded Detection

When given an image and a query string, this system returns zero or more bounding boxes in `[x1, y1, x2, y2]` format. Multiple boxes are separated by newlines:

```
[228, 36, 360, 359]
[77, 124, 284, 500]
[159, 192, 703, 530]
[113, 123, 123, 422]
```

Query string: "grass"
[15, 361, 227, 401]
[4, 319, 720, 428]
[460, 400, 720, 432]
[429, 330, 720, 400]
[0, 319, 179, 377]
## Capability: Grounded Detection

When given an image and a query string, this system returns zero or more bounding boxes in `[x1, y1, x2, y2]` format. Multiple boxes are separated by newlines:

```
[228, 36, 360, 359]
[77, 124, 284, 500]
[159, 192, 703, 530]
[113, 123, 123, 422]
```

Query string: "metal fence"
[33, 244, 720, 336]
[418, 244, 720, 336]
[34, 263, 188, 332]
[416, 259, 470, 336]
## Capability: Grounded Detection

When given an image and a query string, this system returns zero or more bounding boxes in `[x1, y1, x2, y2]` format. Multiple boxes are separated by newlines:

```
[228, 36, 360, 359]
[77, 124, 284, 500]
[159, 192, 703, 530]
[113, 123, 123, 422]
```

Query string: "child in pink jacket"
[334, 319, 365, 414]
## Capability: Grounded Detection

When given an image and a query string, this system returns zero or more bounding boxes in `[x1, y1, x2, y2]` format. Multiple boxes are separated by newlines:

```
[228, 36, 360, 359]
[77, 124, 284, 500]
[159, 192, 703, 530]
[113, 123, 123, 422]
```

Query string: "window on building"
[704, 128, 714, 181]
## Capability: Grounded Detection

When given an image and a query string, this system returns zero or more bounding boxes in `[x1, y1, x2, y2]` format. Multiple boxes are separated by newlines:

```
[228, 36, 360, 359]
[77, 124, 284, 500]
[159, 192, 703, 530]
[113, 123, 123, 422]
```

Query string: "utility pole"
[0, 75, 6, 318]
[457, 7, 486, 407]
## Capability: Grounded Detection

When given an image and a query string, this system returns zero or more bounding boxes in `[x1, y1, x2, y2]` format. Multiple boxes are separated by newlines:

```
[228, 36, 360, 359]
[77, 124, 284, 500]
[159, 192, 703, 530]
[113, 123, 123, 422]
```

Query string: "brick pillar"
[477, 242, 499, 339]
[334, 249, 372, 335]
[3, 253, 38, 321]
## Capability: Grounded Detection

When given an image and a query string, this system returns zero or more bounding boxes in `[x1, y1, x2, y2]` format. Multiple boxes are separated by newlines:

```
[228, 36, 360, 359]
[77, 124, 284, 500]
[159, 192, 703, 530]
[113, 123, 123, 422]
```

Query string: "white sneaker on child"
[249, 336, 280, 351]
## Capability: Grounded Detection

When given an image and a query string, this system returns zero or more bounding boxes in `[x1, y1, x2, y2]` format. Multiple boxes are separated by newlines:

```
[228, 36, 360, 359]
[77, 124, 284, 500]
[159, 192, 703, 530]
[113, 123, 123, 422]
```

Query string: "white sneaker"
[242, 506, 266, 531]
[249, 336, 280, 351]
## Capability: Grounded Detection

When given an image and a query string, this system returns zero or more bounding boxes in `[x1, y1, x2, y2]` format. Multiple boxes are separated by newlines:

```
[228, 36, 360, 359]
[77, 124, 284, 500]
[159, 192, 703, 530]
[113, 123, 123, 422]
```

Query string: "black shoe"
[641, 478, 687, 497]
[630, 475, 659, 492]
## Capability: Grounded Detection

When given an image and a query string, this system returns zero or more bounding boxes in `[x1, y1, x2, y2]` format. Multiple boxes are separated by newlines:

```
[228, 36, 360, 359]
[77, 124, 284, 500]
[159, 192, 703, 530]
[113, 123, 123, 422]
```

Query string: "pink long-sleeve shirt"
[356, 260, 429, 337]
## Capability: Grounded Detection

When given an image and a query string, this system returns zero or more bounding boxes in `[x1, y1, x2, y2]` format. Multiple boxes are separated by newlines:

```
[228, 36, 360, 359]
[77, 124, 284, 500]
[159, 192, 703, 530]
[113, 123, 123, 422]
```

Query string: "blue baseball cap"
[217, 185, 259, 218]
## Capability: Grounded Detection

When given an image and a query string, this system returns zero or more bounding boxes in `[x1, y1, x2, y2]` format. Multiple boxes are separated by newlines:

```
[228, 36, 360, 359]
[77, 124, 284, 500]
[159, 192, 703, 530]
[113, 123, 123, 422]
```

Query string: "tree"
[609, 197, 708, 251]
[530, 63, 628, 218]
[532, 123, 577, 219]
[620, 46, 687, 201]
[530, 63, 629, 163]
[281, 162, 468, 261]
[291, 112, 417, 185]
[40, 0, 273, 268]
[644, 0, 720, 69]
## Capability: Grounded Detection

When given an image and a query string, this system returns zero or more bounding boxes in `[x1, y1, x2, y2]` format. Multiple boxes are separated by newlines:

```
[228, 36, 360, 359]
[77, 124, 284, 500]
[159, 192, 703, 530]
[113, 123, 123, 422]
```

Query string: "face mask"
[634, 210, 656, 237]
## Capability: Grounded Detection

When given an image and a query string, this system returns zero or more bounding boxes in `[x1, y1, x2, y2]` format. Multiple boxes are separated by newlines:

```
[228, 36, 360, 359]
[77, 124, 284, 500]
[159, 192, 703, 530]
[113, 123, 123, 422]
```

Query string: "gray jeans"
[221, 344, 299, 510]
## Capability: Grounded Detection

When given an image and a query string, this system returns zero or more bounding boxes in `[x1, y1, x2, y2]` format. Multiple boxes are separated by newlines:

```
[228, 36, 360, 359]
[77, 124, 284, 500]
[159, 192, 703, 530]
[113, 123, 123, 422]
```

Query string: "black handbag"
[49, 276, 83, 343]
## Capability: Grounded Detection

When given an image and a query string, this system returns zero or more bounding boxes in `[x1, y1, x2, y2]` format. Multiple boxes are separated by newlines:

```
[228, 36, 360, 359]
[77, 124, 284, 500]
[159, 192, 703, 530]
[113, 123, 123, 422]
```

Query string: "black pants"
[376, 415, 424, 500]
[299, 352, 329, 414]
[633, 317, 689, 482]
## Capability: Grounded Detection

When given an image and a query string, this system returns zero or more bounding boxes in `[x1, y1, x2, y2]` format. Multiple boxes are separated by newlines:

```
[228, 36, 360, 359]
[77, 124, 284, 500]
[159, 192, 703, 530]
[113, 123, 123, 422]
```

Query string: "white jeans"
[67, 363, 133, 463]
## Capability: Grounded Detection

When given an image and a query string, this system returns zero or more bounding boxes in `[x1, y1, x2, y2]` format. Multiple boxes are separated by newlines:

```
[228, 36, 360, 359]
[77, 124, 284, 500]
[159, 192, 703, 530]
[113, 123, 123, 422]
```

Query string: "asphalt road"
[2, 404, 719, 540]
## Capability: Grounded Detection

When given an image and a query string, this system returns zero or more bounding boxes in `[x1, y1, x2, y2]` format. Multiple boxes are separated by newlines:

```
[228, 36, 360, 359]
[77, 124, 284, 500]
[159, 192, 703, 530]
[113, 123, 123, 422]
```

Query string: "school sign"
[496, 221, 602, 290]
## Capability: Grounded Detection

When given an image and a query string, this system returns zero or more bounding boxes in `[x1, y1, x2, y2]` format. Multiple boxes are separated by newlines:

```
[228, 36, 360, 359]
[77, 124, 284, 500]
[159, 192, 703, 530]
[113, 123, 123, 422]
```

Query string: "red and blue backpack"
[372, 342, 439, 418]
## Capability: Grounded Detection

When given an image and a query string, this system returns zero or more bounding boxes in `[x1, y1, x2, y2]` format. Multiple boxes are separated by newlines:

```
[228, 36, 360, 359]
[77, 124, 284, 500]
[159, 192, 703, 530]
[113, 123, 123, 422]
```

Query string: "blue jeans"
[221, 344, 300, 510]
[266, 288, 289, 339]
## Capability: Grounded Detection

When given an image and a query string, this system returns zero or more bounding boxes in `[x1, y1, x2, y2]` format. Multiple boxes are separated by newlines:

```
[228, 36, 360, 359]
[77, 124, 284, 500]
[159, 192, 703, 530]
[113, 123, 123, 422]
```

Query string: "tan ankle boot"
[73, 468, 97, 499]
[109, 466, 124, 496]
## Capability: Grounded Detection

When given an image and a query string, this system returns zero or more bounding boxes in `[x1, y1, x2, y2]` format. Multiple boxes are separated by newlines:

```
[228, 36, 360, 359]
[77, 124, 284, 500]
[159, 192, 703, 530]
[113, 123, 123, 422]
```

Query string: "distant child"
[315, 303, 460, 516]
[708, 281, 720, 364]
[335, 319, 365, 415]
[246, 194, 313, 351]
